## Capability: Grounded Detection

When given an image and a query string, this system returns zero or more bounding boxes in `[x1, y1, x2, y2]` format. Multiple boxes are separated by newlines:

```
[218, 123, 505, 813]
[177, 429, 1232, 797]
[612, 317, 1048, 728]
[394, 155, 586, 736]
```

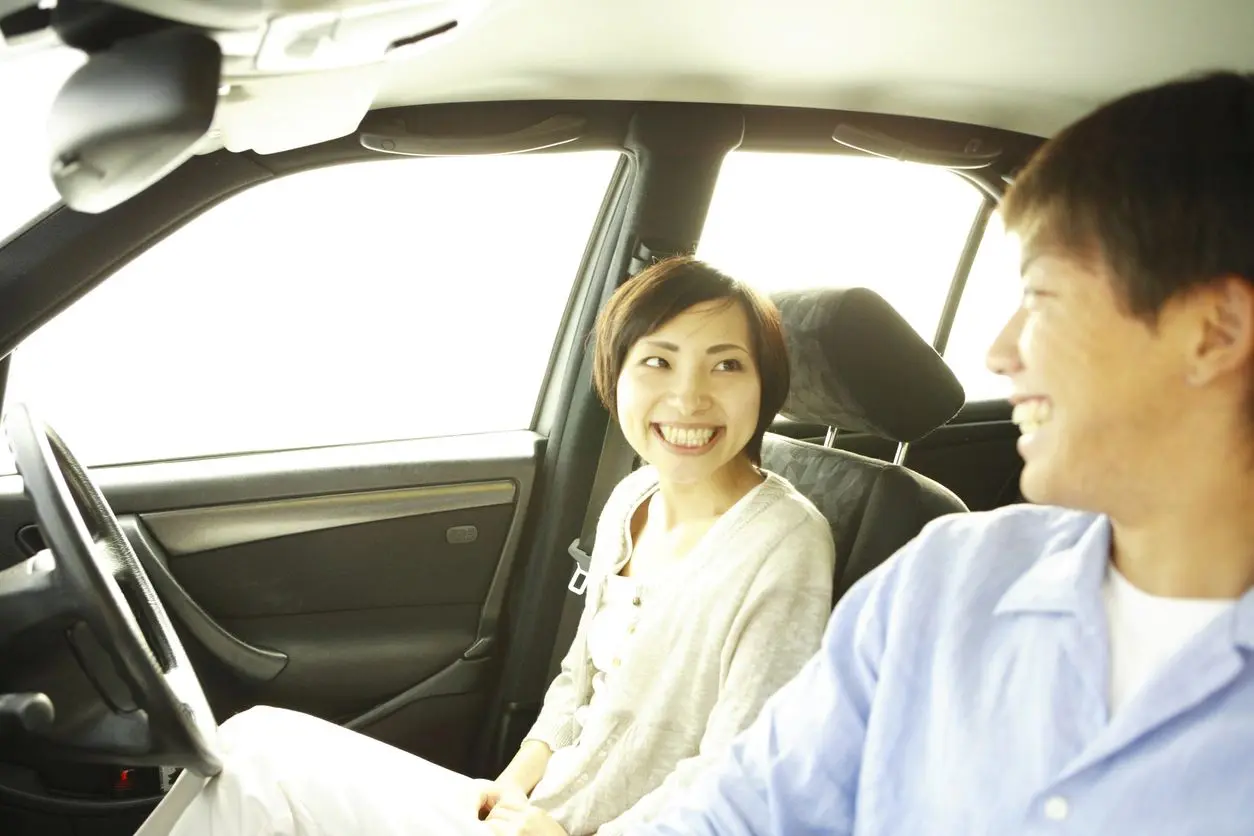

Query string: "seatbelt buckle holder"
[567, 539, 592, 595]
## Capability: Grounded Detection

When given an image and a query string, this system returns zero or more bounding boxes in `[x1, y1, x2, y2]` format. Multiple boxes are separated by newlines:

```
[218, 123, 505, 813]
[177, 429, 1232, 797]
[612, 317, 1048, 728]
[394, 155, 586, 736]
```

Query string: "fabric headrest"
[771, 287, 965, 443]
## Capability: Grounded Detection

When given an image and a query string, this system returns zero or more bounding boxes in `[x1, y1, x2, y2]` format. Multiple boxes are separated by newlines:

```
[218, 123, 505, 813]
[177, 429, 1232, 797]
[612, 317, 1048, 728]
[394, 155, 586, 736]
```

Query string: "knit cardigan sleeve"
[523, 594, 593, 751]
[522, 469, 651, 751]
[595, 509, 836, 836]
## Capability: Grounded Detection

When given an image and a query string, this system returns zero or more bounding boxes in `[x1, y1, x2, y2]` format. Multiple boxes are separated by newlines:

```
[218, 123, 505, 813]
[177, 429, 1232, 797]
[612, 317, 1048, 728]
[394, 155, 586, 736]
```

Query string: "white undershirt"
[1102, 564, 1234, 714]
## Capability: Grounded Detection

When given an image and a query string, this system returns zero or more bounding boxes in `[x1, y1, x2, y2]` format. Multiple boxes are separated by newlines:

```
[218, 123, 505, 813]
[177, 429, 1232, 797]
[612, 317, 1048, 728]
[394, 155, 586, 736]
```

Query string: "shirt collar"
[994, 512, 1254, 651]
[994, 513, 1111, 618]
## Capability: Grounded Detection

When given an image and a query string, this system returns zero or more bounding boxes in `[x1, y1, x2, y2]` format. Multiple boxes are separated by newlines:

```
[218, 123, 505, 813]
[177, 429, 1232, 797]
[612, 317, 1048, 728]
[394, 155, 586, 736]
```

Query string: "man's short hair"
[592, 256, 790, 465]
[1002, 71, 1254, 321]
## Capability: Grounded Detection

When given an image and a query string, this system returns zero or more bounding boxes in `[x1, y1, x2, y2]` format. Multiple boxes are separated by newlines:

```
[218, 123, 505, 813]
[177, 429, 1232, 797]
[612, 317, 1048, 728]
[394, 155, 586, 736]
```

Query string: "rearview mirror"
[47, 26, 221, 214]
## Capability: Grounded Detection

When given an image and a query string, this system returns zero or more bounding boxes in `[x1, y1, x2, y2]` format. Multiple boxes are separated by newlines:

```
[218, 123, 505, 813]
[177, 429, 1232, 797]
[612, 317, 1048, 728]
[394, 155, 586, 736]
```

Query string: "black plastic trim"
[116, 516, 288, 683]
[346, 656, 491, 731]
[531, 154, 633, 435]
[0, 778, 160, 815]
[933, 197, 995, 356]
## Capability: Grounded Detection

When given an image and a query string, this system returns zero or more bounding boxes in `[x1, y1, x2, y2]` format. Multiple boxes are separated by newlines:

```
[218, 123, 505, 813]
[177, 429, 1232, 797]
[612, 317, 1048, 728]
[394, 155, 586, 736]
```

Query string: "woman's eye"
[715, 358, 744, 372]
[642, 356, 668, 368]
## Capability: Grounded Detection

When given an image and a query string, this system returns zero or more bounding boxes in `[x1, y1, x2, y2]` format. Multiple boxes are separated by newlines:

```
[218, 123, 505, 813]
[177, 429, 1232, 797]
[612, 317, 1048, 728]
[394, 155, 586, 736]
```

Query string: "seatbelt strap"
[546, 419, 636, 680]
[565, 418, 637, 595]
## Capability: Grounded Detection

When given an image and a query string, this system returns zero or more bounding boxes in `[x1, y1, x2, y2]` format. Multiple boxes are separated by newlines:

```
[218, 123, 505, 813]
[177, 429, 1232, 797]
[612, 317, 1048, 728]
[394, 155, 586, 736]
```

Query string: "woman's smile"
[652, 423, 724, 454]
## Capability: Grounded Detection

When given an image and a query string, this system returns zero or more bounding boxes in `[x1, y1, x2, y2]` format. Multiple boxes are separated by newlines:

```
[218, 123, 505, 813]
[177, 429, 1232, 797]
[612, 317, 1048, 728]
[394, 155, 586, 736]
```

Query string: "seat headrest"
[771, 287, 965, 443]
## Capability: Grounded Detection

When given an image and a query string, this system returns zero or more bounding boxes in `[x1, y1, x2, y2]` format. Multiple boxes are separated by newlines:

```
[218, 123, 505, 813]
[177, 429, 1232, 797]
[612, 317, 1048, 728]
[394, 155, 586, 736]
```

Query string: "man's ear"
[1187, 277, 1254, 385]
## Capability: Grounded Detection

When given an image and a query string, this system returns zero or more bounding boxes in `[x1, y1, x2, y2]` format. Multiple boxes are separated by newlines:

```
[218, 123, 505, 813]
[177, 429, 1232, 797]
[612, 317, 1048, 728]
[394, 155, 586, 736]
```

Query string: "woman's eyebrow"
[706, 343, 748, 354]
[641, 340, 748, 354]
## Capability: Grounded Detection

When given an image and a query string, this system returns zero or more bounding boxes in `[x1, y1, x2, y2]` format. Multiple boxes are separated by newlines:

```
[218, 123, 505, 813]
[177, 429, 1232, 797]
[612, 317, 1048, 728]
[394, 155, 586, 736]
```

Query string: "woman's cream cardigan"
[526, 466, 836, 836]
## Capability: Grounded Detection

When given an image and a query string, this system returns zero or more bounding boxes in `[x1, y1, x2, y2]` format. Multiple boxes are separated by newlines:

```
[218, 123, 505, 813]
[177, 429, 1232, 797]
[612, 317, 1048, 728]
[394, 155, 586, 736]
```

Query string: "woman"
[139, 256, 836, 836]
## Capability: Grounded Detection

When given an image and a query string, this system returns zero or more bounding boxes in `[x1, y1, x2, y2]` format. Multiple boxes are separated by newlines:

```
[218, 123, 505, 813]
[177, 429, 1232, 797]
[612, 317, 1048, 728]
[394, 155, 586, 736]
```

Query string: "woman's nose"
[670, 375, 712, 413]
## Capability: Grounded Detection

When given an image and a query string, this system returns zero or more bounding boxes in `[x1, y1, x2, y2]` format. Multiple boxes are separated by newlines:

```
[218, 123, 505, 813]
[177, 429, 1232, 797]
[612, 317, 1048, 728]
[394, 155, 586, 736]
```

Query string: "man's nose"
[986, 306, 1027, 377]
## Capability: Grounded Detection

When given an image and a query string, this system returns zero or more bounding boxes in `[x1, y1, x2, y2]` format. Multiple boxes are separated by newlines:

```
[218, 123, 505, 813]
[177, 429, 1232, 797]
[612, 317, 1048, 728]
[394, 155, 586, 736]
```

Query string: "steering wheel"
[5, 403, 221, 776]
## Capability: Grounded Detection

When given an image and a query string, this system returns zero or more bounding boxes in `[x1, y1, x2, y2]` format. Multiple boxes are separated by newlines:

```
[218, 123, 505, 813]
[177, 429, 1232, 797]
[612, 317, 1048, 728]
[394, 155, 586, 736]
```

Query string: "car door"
[0, 147, 625, 782]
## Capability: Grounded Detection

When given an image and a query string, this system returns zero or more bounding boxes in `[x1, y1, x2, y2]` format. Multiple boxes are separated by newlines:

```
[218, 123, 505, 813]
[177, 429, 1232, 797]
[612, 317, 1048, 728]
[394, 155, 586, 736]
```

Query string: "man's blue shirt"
[637, 505, 1254, 835]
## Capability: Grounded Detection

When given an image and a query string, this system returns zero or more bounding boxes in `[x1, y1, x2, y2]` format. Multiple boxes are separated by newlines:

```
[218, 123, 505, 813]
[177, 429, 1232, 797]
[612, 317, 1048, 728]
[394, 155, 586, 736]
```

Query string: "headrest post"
[823, 426, 839, 448]
[892, 442, 910, 466]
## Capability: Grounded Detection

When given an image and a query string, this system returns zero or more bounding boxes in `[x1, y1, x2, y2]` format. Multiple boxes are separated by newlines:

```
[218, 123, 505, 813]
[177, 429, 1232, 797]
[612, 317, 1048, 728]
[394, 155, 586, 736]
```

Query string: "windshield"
[0, 46, 86, 242]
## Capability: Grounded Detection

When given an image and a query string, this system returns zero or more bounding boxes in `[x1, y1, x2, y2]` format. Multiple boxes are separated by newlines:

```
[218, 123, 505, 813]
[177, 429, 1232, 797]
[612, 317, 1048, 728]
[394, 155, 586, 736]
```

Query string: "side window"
[941, 212, 1021, 401]
[698, 151, 984, 342]
[0, 152, 620, 472]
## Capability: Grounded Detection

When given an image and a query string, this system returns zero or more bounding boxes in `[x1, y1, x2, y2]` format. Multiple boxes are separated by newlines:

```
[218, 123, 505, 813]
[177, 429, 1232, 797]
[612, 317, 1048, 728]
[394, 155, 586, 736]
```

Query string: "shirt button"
[1043, 796, 1069, 821]
[612, 658, 621, 668]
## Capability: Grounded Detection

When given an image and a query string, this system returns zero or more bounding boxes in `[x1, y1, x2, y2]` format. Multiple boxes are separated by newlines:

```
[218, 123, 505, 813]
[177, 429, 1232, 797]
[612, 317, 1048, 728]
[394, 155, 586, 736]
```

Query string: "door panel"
[163, 505, 510, 618]
[0, 430, 540, 774]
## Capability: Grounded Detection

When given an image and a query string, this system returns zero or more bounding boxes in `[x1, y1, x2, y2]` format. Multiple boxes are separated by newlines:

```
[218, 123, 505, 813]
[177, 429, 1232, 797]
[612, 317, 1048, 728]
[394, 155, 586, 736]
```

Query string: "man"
[628, 72, 1254, 834]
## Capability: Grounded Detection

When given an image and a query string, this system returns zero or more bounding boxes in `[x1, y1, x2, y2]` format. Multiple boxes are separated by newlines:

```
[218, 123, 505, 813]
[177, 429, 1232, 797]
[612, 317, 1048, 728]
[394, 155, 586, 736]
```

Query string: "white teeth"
[658, 424, 717, 448]
[1012, 399, 1052, 434]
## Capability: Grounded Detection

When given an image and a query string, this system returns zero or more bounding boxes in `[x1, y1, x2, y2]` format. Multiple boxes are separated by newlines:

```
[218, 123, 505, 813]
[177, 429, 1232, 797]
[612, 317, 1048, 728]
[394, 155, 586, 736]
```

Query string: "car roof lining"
[370, 0, 1254, 137]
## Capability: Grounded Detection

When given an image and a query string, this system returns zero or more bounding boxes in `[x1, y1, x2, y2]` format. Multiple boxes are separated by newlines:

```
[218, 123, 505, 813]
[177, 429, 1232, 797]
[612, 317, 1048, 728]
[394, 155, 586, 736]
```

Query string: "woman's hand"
[484, 794, 569, 836]
[470, 778, 528, 820]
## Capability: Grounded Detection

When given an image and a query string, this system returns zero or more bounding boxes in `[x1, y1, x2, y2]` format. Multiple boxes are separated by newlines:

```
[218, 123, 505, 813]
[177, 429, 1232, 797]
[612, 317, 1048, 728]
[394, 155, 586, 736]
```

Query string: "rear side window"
[698, 150, 1008, 400]
[0, 152, 620, 472]
[942, 213, 1020, 401]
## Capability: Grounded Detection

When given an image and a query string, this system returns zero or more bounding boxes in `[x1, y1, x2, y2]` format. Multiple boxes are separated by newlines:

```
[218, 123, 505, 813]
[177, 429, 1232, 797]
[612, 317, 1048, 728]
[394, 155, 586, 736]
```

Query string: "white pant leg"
[137, 705, 492, 836]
